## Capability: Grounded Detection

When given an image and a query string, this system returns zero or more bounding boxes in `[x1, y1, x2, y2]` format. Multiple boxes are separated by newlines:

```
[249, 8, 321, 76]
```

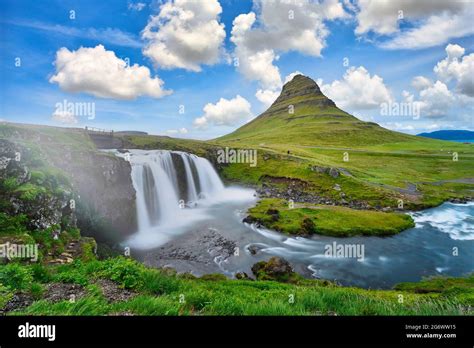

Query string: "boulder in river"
[251, 257, 298, 283]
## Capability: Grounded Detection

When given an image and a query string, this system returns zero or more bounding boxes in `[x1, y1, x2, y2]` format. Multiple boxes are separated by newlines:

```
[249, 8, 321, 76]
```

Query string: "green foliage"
[29, 282, 45, 300]
[30, 263, 52, 283]
[79, 237, 97, 262]
[99, 257, 145, 289]
[0, 284, 13, 309]
[140, 269, 182, 295]
[0, 213, 29, 235]
[2, 177, 19, 191]
[0, 263, 33, 290]
[52, 262, 90, 286]
[14, 183, 46, 201]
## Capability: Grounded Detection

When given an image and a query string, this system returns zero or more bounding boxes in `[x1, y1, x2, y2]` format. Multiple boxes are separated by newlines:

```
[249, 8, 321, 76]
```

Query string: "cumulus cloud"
[284, 70, 303, 84]
[231, 0, 347, 105]
[255, 71, 305, 108]
[353, 0, 474, 49]
[142, 0, 226, 71]
[411, 76, 432, 91]
[166, 128, 188, 135]
[51, 110, 78, 124]
[434, 44, 474, 97]
[193, 95, 252, 129]
[319, 66, 393, 110]
[255, 88, 280, 108]
[404, 80, 454, 118]
[400, 44, 474, 119]
[128, 2, 146, 11]
[49, 45, 171, 100]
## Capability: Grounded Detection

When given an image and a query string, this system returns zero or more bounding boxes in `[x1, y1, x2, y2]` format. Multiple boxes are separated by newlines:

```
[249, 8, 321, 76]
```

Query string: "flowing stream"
[113, 149, 474, 289]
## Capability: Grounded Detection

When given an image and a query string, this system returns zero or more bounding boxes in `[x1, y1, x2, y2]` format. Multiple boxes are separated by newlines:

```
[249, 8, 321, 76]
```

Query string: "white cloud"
[51, 110, 78, 124]
[320, 66, 393, 110]
[354, 0, 474, 49]
[255, 71, 305, 108]
[255, 88, 279, 108]
[11, 21, 142, 48]
[128, 2, 146, 11]
[284, 71, 303, 84]
[142, 0, 226, 71]
[380, 122, 415, 132]
[193, 95, 252, 129]
[406, 80, 455, 118]
[411, 76, 432, 91]
[380, 12, 474, 50]
[401, 43, 473, 119]
[231, 0, 347, 105]
[166, 127, 188, 135]
[426, 123, 441, 130]
[49, 45, 171, 100]
[434, 44, 474, 97]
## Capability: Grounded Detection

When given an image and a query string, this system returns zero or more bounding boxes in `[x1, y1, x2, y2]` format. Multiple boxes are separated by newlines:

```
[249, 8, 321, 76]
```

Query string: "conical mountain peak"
[269, 74, 335, 110]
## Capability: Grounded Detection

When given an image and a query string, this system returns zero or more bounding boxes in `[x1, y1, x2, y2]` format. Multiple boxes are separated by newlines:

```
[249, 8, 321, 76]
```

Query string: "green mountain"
[213, 75, 473, 210]
[218, 74, 418, 147]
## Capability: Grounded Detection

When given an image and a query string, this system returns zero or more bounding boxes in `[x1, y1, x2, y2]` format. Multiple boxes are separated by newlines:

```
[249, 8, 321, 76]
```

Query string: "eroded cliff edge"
[0, 123, 137, 243]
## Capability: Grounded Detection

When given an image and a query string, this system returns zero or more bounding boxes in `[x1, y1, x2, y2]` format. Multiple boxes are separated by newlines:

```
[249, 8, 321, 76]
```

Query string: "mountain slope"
[218, 75, 421, 147]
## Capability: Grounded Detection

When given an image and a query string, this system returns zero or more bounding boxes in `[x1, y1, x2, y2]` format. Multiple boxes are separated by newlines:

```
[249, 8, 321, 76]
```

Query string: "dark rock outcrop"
[0, 139, 76, 231]
[251, 257, 297, 283]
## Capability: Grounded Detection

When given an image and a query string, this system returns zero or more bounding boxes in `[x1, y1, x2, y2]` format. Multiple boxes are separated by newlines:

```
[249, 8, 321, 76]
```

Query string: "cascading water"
[117, 149, 225, 247]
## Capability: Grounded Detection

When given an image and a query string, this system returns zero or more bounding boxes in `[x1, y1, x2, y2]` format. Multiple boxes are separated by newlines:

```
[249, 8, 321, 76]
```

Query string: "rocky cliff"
[0, 124, 137, 243]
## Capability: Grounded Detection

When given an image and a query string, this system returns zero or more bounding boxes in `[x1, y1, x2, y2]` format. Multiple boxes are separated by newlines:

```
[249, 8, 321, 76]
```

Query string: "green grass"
[3, 257, 471, 316]
[215, 140, 473, 209]
[247, 198, 414, 237]
[118, 134, 213, 156]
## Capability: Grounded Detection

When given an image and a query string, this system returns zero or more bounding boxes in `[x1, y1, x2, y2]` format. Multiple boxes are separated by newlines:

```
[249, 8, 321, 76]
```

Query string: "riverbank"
[244, 198, 415, 237]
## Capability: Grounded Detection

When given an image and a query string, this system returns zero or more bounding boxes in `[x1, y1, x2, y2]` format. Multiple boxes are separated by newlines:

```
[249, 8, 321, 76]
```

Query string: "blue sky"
[1, 0, 473, 140]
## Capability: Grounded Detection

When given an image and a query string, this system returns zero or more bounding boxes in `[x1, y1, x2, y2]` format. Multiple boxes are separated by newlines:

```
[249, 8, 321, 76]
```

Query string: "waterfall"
[126, 150, 225, 234]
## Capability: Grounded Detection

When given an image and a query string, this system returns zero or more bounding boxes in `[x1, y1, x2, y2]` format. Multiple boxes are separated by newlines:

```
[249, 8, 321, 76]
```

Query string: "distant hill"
[115, 131, 148, 135]
[217, 75, 423, 147]
[418, 130, 474, 142]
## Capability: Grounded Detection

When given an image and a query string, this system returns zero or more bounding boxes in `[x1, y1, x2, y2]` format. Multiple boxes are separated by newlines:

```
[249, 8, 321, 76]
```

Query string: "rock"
[251, 257, 296, 282]
[328, 168, 340, 178]
[43, 283, 87, 303]
[333, 184, 341, 191]
[243, 215, 259, 224]
[96, 278, 136, 303]
[1, 293, 34, 314]
[247, 244, 261, 255]
[235, 272, 251, 280]
[266, 208, 280, 222]
[300, 217, 316, 235]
